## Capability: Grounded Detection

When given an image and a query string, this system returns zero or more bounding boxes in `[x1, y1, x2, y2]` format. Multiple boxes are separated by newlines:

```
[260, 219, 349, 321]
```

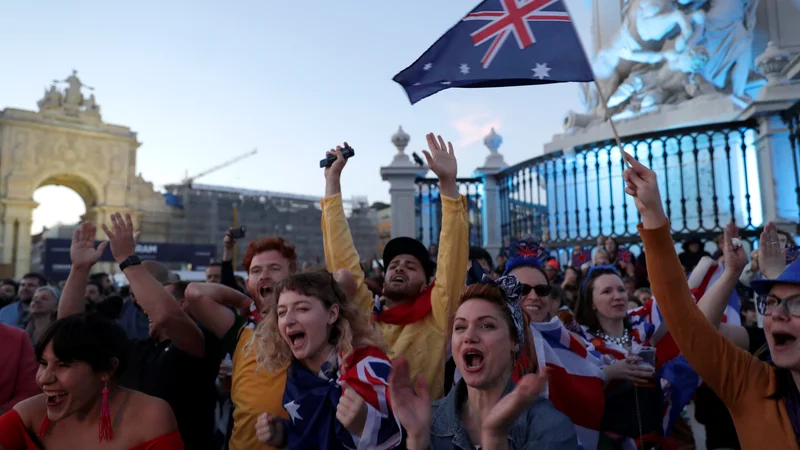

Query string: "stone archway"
[0, 71, 172, 277]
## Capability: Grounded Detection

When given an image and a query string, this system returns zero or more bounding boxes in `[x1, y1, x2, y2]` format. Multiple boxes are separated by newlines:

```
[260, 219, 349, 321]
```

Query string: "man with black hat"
[320, 133, 468, 401]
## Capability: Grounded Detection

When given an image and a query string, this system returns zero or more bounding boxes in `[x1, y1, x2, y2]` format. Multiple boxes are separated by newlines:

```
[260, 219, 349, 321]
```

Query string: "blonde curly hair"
[248, 270, 387, 372]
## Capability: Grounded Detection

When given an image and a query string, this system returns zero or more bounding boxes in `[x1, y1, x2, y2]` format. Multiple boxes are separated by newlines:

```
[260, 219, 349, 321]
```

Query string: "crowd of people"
[0, 133, 798, 450]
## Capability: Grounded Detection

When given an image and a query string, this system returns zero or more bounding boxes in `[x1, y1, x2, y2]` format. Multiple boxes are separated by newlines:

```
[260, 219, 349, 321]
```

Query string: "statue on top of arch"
[37, 70, 102, 120]
[571, 0, 759, 127]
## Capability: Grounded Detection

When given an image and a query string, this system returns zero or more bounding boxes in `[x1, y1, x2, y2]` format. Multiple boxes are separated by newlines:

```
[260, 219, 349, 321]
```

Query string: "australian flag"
[282, 346, 402, 450]
[393, 0, 594, 104]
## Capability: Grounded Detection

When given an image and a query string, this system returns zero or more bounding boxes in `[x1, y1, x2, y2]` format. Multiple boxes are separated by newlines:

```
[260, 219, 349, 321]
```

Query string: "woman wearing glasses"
[626, 151, 800, 449]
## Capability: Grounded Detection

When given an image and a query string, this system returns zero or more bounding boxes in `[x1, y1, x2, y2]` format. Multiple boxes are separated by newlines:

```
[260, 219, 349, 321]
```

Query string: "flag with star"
[393, 0, 593, 104]
[281, 346, 402, 450]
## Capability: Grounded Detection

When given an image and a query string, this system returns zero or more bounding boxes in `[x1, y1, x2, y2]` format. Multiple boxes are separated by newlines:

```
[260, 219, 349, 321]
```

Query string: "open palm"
[70, 222, 108, 269]
[483, 369, 548, 434]
[421, 133, 457, 183]
[388, 357, 431, 445]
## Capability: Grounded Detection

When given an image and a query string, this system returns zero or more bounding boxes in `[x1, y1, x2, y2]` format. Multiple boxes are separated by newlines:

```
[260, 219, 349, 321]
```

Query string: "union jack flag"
[787, 244, 800, 265]
[393, 0, 593, 104]
[572, 249, 591, 267]
[616, 247, 633, 264]
[464, 0, 571, 68]
[282, 346, 401, 450]
[506, 238, 548, 262]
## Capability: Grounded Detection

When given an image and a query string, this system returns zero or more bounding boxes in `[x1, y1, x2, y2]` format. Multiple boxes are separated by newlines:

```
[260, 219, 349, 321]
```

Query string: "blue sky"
[0, 0, 593, 233]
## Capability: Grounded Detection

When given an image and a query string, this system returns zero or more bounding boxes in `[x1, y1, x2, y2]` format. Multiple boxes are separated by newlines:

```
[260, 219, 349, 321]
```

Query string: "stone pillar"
[1, 199, 38, 278]
[475, 128, 508, 259]
[743, 43, 800, 232]
[380, 127, 428, 239]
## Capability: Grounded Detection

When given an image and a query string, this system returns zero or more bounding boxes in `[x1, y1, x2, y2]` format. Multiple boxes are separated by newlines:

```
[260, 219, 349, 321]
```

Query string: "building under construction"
[162, 183, 380, 270]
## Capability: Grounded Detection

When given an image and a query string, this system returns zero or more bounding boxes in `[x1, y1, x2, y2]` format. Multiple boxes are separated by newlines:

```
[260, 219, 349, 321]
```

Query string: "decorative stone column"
[380, 126, 428, 239]
[741, 42, 800, 232]
[475, 128, 507, 259]
[1, 199, 39, 278]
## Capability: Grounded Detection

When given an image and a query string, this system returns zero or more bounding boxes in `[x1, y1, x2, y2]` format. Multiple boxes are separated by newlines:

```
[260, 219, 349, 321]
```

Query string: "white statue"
[592, 0, 702, 113]
[696, 0, 759, 96]
[55, 70, 93, 106]
[608, 46, 715, 112]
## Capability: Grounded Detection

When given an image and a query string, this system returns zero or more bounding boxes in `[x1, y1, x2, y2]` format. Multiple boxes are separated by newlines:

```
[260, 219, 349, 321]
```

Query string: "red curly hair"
[242, 237, 298, 273]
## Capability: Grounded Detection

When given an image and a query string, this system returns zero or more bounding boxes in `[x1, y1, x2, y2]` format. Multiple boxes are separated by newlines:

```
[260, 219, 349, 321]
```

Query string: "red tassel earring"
[37, 415, 50, 437]
[98, 382, 114, 442]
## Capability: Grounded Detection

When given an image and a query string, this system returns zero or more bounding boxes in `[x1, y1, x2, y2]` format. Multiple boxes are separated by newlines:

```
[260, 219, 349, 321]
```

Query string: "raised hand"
[388, 357, 431, 449]
[325, 143, 349, 181]
[101, 213, 137, 264]
[482, 368, 549, 438]
[759, 222, 787, 279]
[325, 143, 350, 197]
[722, 222, 747, 277]
[622, 152, 667, 229]
[421, 133, 458, 199]
[70, 222, 108, 270]
[255, 413, 285, 447]
[336, 381, 368, 436]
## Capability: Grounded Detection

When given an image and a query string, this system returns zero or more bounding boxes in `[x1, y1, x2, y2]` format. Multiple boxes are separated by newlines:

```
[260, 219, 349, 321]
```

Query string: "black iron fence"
[781, 100, 800, 235]
[497, 120, 763, 256]
[415, 177, 483, 247]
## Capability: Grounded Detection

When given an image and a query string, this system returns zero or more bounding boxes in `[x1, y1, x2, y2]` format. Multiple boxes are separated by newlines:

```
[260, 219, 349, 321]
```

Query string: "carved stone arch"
[0, 73, 172, 277]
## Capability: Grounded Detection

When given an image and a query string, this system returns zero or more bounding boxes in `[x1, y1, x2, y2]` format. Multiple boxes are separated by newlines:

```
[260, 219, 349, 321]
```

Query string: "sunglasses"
[521, 283, 551, 297]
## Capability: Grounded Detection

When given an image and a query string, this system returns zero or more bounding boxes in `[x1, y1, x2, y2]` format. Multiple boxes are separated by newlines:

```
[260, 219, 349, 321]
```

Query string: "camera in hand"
[228, 226, 246, 239]
[320, 146, 355, 168]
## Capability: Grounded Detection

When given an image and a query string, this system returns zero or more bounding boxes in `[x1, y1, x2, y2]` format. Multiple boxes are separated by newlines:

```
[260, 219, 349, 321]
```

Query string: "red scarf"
[372, 281, 435, 326]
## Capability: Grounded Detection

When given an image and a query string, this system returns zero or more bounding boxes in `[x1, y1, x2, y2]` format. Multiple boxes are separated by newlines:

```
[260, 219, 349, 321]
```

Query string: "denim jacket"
[429, 379, 578, 450]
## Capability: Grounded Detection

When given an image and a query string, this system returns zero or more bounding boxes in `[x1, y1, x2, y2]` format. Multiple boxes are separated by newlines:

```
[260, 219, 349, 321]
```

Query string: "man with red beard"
[321, 133, 469, 400]
[185, 237, 296, 450]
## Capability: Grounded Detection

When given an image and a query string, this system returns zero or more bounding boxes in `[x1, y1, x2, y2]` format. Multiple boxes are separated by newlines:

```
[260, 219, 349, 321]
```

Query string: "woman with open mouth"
[389, 276, 578, 450]
[624, 149, 800, 448]
[250, 270, 401, 450]
[0, 312, 183, 449]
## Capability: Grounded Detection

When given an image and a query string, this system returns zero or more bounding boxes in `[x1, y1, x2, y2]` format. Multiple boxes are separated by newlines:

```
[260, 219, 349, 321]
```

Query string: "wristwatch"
[119, 255, 142, 272]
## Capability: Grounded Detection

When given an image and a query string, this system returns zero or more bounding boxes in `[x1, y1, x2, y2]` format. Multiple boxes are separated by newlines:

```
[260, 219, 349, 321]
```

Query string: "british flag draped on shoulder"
[281, 346, 401, 450]
[530, 319, 606, 450]
[392, 0, 594, 104]
[559, 299, 700, 447]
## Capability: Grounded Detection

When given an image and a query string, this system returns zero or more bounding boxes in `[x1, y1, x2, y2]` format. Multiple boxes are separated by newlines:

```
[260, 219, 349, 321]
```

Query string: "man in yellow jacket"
[321, 133, 469, 401]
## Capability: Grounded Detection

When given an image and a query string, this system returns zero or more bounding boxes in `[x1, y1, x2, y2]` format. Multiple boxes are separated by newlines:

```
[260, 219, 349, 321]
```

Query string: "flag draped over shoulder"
[531, 319, 606, 450]
[282, 347, 401, 450]
[393, 0, 594, 104]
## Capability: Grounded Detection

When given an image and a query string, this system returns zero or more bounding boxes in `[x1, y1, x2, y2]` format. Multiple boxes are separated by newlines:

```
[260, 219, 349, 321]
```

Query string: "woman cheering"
[389, 276, 577, 450]
[625, 151, 800, 449]
[0, 313, 183, 449]
[251, 271, 401, 450]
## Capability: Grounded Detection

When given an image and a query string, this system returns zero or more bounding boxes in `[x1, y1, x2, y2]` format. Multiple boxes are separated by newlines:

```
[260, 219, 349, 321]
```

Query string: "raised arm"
[103, 213, 205, 358]
[623, 153, 773, 406]
[694, 223, 750, 349]
[220, 231, 245, 293]
[320, 144, 375, 314]
[419, 133, 469, 331]
[58, 223, 109, 319]
[185, 282, 248, 339]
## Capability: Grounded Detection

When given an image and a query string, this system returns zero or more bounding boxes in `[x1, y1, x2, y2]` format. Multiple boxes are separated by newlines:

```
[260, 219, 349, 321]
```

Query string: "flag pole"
[591, 80, 632, 167]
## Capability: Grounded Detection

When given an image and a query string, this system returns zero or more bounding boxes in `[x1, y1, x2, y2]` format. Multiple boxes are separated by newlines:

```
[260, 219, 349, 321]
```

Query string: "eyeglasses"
[521, 283, 551, 297]
[757, 294, 800, 317]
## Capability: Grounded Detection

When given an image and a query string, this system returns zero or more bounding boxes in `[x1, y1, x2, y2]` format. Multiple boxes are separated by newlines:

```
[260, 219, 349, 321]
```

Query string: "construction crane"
[181, 148, 258, 186]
